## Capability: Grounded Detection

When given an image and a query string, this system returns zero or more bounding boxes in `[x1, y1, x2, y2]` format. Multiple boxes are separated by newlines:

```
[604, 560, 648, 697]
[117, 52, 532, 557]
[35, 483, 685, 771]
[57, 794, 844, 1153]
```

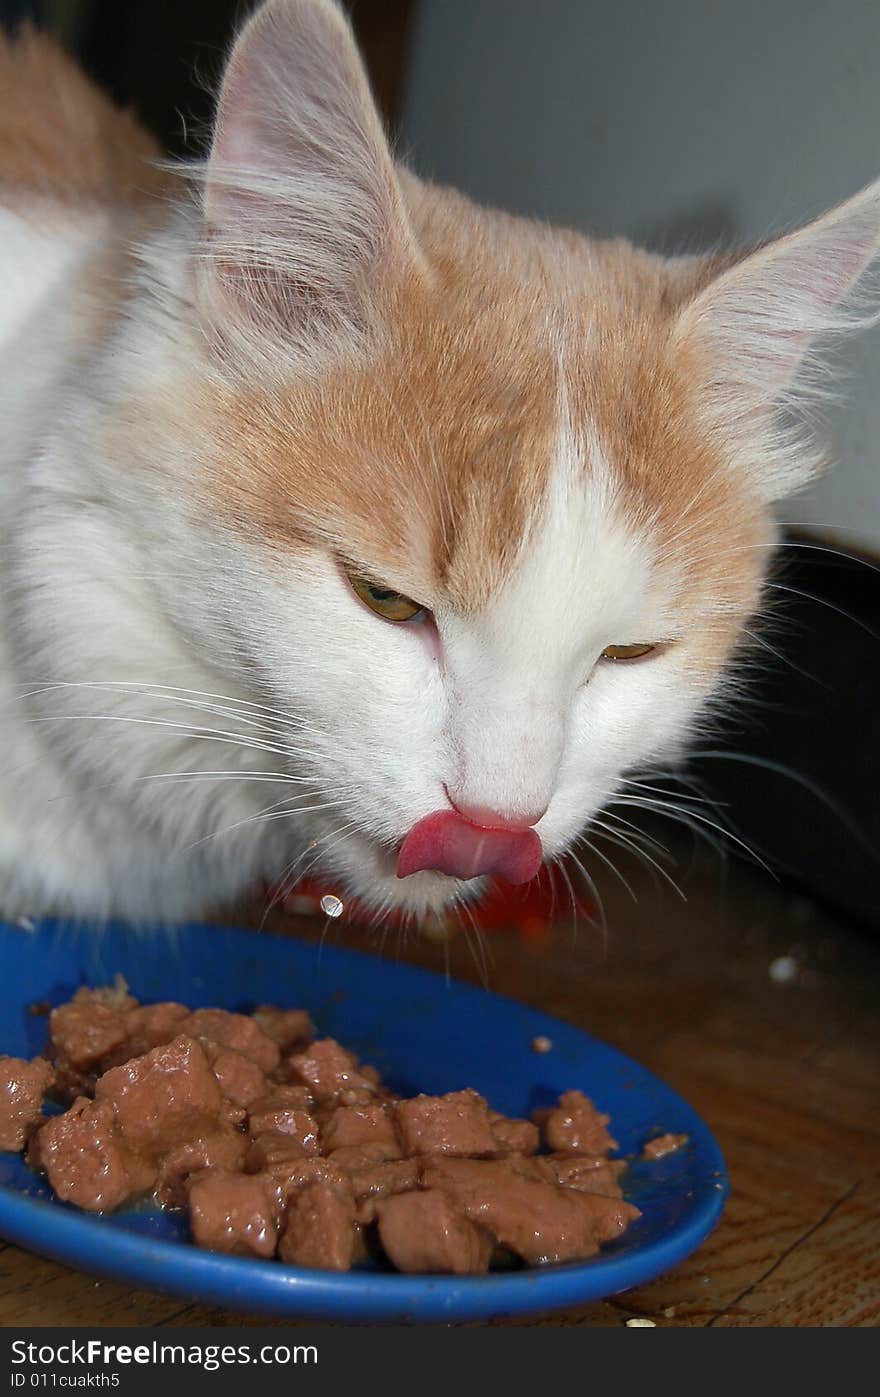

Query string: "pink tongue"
[397, 810, 543, 885]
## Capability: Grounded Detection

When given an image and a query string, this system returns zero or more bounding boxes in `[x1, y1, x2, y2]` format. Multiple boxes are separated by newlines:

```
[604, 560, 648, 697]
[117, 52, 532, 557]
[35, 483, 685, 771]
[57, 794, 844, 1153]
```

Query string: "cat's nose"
[447, 793, 547, 831]
[397, 809, 543, 884]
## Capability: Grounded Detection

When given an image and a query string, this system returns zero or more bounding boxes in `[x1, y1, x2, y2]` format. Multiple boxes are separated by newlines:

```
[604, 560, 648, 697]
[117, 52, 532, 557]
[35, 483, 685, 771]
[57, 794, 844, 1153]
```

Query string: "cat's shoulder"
[0, 26, 166, 210]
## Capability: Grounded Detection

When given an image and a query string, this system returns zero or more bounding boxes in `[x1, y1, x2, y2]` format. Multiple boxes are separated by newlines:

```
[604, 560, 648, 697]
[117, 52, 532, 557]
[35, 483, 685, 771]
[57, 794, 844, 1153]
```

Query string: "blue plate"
[0, 918, 727, 1322]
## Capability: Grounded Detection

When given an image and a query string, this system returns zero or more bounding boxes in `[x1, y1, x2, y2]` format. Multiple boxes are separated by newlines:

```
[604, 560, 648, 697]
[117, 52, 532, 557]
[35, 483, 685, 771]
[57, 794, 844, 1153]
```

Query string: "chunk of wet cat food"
[349, 1157, 422, 1223]
[642, 1132, 689, 1160]
[535, 1089, 617, 1155]
[247, 1147, 351, 1217]
[325, 1141, 400, 1173]
[489, 1110, 540, 1156]
[202, 1041, 268, 1109]
[0, 1055, 53, 1151]
[395, 1089, 499, 1157]
[287, 1038, 378, 1105]
[252, 1006, 315, 1054]
[320, 1102, 400, 1158]
[422, 1157, 639, 1265]
[245, 1128, 328, 1172]
[49, 994, 129, 1074]
[540, 1153, 626, 1197]
[113, 1002, 190, 1062]
[247, 1091, 319, 1151]
[38, 1097, 155, 1212]
[154, 1128, 249, 1208]
[278, 1179, 358, 1271]
[377, 1189, 493, 1275]
[179, 1010, 280, 1074]
[95, 1035, 223, 1158]
[187, 1168, 278, 1258]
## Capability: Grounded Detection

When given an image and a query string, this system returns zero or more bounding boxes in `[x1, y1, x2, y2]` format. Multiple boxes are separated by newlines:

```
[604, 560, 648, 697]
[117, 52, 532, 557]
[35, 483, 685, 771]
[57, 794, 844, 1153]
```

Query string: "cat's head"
[140, 0, 880, 915]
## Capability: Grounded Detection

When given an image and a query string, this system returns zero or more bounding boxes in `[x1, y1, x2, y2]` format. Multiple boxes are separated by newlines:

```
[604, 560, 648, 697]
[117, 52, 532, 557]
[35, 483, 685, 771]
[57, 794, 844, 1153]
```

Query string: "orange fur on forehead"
[201, 181, 767, 628]
[203, 233, 563, 609]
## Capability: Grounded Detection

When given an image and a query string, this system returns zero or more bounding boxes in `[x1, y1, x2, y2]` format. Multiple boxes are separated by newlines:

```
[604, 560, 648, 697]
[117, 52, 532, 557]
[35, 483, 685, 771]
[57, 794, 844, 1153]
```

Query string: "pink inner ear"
[397, 811, 543, 885]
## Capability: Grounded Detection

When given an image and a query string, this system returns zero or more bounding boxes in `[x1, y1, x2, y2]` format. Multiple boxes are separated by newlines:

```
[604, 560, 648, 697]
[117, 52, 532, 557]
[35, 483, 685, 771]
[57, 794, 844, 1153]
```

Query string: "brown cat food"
[642, 1132, 689, 1160]
[0, 1055, 53, 1151]
[1, 983, 644, 1275]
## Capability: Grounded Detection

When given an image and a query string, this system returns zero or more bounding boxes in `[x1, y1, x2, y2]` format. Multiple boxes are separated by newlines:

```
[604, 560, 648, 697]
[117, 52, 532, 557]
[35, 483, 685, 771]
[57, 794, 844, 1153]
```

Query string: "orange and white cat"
[1, 0, 878, 923]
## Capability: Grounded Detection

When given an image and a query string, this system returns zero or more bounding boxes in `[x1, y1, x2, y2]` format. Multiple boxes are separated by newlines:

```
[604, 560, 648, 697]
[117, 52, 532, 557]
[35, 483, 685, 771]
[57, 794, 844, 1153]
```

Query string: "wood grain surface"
[1, 837, 877, 1328]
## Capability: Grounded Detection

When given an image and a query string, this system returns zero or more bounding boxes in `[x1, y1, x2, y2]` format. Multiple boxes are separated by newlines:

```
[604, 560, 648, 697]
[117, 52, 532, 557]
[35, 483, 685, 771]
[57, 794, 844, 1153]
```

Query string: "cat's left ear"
[197, 0, 419, 370]
[675, 178, 880, 499]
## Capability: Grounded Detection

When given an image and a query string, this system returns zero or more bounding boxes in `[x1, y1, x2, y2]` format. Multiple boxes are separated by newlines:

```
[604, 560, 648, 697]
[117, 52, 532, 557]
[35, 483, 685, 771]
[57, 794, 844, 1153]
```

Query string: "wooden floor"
[1, 838, 878, 1327]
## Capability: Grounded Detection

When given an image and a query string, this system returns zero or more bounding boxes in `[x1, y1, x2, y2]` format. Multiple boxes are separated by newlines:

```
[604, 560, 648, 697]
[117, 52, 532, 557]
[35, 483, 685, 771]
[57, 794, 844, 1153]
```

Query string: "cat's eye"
[601, 643, 657, 661]
[345, 568, 425, 623]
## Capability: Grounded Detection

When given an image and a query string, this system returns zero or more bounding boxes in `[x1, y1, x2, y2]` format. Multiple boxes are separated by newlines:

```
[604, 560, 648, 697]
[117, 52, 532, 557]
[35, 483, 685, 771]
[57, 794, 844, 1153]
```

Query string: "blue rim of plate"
[0, 918, 728, 1323]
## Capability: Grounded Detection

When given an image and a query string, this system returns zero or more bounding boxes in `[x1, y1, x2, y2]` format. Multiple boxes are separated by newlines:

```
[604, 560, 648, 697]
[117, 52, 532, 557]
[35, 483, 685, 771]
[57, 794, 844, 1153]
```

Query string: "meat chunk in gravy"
[287, 1038, 379, 1106]
[188, 1169, 278, 1258]
[279, 1180, 358, 1271]
[252, 1006, 315, 1054]
[535, 1090, 617, 1155]
[95, 1035, 224, 1158]
[0, 1056, 53, 1152]
[247, 1089, 319, 1150]
[155, 1128, 249, 1208]
[642, 1132, 689, 1160]
[198, 1041, 268, 1110]
[377, 1189, 493, 1275]
[394, 1089, 499, 1157]
[179, 1010, 280, 1075]
[320, 1102, 400, 1159]
[39, 1097, 156, 1212]
[421, 1158, 639, 1265]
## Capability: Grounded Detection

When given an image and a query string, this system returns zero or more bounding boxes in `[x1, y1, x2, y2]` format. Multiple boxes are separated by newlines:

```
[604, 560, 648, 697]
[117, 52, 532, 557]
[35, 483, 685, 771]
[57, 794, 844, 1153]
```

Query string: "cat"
[0, 0, 878, 926]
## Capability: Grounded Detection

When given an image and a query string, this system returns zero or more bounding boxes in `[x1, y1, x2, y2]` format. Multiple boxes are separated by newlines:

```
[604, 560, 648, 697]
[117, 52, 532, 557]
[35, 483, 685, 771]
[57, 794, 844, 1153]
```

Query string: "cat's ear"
[675, 178, 880, 499]
[198, 0, 417, 366]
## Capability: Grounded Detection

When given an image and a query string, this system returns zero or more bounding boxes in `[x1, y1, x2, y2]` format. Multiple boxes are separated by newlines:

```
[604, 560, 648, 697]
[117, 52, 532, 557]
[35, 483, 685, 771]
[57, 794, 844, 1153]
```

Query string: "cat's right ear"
[675, 178, 880, 500]
[197, 0, 418, 370]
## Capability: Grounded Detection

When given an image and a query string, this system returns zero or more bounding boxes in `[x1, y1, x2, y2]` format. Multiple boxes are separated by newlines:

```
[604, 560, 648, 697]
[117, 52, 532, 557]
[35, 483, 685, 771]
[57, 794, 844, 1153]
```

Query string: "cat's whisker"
[690, 749, 879, 861]
[552, 855, 581, 945]
[590, 816, 687, 900]
[616, 775, 716, 807]
[740, 628, 829, 688]
[763, 581, 880, 640]
[178, 792, 356, 855]
[609, 794, 776, 878]
[590, 804, 670, 859]
[455, 895, 492, 989]
[544, 859, 559, 922]
[776, 538, 880, 575]
[575, 834, 639, 903]
[20, 711, 308, 764]
[588, 825, 665, 895]
[565, 848, 608, 955]
[10, 680, 319, 742]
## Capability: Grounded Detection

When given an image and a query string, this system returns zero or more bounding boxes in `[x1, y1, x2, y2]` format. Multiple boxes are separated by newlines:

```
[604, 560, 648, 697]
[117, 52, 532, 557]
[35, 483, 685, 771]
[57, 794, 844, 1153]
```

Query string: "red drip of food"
[396, 810, 543, 885]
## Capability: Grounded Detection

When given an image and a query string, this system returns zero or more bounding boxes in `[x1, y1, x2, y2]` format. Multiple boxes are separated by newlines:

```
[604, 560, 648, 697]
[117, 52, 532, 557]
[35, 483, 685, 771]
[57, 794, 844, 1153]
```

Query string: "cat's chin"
[316, 828, 488, 920]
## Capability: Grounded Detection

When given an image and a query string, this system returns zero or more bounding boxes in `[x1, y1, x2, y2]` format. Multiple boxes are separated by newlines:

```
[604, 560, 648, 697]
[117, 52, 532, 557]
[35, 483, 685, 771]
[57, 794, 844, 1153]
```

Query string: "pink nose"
[397, 810, 543, 885]
[448, 796, 547, 831]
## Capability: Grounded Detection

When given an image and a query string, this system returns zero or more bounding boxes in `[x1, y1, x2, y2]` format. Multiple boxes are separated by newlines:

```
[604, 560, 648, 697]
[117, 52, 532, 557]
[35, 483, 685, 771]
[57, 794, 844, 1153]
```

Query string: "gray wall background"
[401, 0, 880, 553]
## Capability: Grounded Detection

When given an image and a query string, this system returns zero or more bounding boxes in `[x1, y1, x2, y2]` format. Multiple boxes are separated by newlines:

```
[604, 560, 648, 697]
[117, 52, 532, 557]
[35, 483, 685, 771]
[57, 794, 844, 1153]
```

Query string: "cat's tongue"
[397, 810, 543, 884]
